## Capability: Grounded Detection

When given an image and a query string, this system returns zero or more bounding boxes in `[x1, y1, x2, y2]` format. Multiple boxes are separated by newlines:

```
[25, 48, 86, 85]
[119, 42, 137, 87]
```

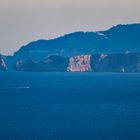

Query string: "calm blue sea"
[0, 72, 140, 140]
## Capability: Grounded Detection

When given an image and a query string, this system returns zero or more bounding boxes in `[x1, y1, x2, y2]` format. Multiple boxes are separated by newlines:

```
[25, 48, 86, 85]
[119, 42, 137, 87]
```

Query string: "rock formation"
[67, 55, 92, 72]
[0, 55, 7, 71]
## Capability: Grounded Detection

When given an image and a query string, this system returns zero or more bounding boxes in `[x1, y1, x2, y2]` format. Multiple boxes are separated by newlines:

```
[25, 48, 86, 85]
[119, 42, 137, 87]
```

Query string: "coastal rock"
[67, 55, 92, 72]
[11, 53, 140, 72]
[0, 55, 7, 71]
[91, 53, 140, 72]
[24, 60, 37, 71]
[36, 55, 69, 72]
[12, 55, 69, 72]
[13, 60, 24, 71]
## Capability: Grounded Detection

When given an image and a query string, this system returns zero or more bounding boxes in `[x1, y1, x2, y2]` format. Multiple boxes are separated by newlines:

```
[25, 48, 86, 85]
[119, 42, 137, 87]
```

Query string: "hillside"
[12, 23, 140, 62]
[1, 23, 140, 72]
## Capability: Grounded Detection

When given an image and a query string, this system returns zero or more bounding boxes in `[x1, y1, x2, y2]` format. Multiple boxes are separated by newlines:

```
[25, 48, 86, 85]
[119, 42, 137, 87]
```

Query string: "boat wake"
[0, 86, 30, 90]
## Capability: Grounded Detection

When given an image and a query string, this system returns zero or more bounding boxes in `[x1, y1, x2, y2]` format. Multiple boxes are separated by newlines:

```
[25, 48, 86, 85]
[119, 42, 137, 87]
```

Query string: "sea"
[0, 72, 140, 140]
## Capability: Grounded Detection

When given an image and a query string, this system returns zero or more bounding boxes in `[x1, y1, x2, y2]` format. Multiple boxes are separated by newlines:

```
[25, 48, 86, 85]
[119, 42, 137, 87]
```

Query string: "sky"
[0, 0, 140, 55]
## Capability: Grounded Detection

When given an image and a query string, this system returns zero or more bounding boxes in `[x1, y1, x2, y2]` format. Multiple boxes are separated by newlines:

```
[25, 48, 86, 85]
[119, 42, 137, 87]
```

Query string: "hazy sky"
[0, 0, 140, 55]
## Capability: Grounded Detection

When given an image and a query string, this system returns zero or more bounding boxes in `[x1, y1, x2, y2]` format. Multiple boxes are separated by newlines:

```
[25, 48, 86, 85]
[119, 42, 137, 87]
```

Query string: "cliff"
[12, 53, 140, 72]
[91, 53, 140, 72]
[13, 55, 69, 72]
[67, 55, 92, 72]
[0, 55, 7, 71]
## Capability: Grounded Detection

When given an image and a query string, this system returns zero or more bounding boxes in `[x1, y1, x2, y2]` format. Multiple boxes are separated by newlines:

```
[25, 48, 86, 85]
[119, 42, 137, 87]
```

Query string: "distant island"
[0, 23, 140, 72]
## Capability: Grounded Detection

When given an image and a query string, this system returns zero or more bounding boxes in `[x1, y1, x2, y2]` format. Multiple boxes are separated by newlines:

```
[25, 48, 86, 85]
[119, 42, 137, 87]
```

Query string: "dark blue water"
[0, 72, 140, 140]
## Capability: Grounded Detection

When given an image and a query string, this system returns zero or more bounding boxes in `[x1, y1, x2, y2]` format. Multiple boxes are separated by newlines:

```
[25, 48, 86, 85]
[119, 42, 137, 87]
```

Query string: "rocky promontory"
[0, 55, 7, 71]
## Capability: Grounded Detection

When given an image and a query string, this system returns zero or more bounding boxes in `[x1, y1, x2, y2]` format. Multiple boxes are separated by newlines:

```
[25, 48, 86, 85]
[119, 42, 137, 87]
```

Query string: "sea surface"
[0, 72, 140, 140]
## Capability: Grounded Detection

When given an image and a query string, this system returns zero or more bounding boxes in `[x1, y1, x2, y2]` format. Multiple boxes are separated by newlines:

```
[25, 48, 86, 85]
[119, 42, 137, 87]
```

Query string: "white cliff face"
[67, 55, 92, 72]
[0, 56, 7, 70]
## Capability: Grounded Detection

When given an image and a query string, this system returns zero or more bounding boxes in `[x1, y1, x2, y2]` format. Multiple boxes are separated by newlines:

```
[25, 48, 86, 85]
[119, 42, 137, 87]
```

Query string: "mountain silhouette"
[12, 23, 140, 61]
